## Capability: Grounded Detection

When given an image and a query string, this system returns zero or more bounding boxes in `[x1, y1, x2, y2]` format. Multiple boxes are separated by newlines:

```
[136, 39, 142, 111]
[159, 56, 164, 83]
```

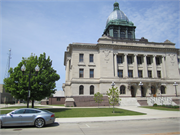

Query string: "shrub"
[153, 103, 158, 107]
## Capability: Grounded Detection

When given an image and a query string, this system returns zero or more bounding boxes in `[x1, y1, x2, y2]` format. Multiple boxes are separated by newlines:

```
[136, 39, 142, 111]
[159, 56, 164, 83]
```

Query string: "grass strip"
[0, 106, 52, 109]
[0, 108, 145, 118]
[44, 108, 145, 118]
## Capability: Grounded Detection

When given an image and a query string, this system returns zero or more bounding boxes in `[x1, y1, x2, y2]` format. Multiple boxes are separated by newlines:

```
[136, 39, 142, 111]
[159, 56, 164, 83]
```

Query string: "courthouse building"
[62, 2, 180, 106]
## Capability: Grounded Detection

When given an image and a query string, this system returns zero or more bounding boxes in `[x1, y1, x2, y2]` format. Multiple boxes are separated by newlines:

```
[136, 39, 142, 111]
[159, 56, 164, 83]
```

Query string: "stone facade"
[63, 37, 180, 101]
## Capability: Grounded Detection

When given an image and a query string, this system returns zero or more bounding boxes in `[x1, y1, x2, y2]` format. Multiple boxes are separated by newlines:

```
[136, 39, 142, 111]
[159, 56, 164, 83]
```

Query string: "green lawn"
[44, 108, 145, 118]
[141, 106, 180, 111]
[0, 108, 146, 118]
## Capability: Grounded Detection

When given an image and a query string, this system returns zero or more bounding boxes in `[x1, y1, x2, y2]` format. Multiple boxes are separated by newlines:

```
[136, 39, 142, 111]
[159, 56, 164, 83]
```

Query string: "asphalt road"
[1, 118, 180, 135]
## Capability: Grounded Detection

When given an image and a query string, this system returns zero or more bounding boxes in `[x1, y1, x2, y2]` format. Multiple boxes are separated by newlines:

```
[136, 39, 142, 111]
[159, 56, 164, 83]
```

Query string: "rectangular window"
[90, 69, 94, 78]
[79, 54, 84, 62]
[57, 98, 61, 101]
[137, 56, 142, 64]
[148, 70, 152, 78]
[157, 71, 161, 78]
[147, 57, 151, 65]
[89, 54, 94, 63]
[127, 56, 132, 64]
[79, 69, 84, 78]
[118, 70, 123, 78]
[156, 57, 160, 65]
[117, 55, 123, 64]
[138, 70, 143, 78]
[128, 70, 133, 78]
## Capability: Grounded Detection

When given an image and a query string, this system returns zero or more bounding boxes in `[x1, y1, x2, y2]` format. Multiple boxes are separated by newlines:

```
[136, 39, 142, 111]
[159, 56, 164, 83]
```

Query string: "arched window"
[90, 85, 94, 95]
[120, 85, 126, 94]
[160, 86, 165, 94]
[79, 85, 84, 95]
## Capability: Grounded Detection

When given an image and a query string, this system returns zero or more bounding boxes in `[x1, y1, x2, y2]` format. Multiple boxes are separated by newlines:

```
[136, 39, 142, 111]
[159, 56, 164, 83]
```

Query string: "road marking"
[86, 124, 90, 128]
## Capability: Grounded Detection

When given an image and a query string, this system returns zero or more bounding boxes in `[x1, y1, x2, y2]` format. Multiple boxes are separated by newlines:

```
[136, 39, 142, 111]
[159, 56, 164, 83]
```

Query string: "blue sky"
[0, 0, 180, 91]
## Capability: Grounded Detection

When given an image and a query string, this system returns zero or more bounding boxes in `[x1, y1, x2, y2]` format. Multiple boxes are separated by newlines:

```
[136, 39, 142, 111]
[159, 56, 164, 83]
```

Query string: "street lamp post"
[111, 82, 115, 113]
[21, 64, 40, 108]
[139, 82, 143, 97]
[173, 82, 178, 97]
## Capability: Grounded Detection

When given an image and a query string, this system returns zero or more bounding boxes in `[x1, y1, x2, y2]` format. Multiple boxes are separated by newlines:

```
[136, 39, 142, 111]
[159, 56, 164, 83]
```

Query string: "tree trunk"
[32, 99, 34, 108]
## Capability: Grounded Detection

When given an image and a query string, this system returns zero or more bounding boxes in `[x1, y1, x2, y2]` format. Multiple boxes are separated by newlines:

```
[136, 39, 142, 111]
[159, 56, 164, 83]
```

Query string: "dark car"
[0, 108, 55, 128]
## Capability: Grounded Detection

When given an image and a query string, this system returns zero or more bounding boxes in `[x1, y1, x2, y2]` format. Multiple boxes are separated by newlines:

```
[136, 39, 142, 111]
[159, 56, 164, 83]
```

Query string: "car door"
[21, 109, 39, 125]
[4, 109, 25, 126]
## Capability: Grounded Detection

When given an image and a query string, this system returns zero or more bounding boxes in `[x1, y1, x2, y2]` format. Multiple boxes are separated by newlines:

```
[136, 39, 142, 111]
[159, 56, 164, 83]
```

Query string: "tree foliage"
[107, 86, 119, 113]
[3, 53, 60, 107]
[93, 92, 103, 108]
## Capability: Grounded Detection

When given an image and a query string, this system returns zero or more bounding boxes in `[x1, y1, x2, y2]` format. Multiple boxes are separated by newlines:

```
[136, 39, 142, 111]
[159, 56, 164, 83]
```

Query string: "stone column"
[65, 59, 70, 81]
[162, 55, 166, 78]
[118, 27, 120, 38]
[114, 54, 118, 77]
[124, 53, 128, 78]
[134, 54, 138, 77]
[153, 55, 157, 78]
[143, 54, 148, 78]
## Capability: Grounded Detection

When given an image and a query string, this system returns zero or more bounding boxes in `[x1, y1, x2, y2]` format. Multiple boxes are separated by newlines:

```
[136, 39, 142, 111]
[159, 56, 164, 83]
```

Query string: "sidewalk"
[55, 106, 180, 124]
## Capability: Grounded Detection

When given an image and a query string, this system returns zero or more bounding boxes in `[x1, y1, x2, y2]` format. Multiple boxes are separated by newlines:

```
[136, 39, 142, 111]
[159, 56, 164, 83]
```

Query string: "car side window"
[25, 109, 41, 114]
[12, 109, 25, 114]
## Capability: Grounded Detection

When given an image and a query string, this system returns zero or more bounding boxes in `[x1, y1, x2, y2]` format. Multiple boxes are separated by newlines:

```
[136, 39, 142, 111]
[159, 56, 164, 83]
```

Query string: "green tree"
[93, 92, 103, 108]
[107, 86, 119, 113]
[3, 53, 60, 108]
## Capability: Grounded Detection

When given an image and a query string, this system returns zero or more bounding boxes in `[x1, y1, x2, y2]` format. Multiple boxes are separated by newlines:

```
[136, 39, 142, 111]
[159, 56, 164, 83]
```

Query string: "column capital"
[124, 53, 128, 56]
[162, 55, 166, 58]
[153, 55, 156, 57]
[143, 54, 147, 57]
[114, 53, 118, 55]
[134, 54, 138, 56]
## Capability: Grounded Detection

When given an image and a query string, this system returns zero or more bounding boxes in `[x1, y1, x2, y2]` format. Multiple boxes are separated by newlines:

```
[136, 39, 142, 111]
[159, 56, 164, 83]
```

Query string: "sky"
[0, 0, 180, 91]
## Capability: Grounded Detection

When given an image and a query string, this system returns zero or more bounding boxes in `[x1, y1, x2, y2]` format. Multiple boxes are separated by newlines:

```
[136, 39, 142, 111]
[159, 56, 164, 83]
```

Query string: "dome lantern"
[103, 2, 136, 40]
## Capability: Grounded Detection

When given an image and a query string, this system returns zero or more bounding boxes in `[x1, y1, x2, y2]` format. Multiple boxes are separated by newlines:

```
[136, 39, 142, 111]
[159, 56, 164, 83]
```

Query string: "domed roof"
[106, 2, 129, 26]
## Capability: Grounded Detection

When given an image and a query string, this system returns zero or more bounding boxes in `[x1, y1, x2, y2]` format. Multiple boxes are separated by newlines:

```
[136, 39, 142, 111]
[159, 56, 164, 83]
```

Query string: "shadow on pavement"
[1, 122, 59, 129]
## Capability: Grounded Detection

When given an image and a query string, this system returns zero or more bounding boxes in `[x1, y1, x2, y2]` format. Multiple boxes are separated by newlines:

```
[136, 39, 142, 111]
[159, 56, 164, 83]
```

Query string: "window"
[90, 69, 94, 78]
[128, 32, 132, 39]
[138, 70, 143, 78]
[128, 70, 133, 78]
[147, 57, 151, 65]
[114, 30, 118, 38]
[137, 56, 142, 64]
[79, 54, 84, 62]
[157, 71, 161, 78]
[79, 85, 84, 95]
[151, 86, 156, 94]
[118, 70, 123, 78]
[160, 86, 165, 94]
[127, 56, 132, 64]
[12, 109, 25, 114]
[148, 70, 152, 78]
[90, 85, 94, 95]
[89, 54, 94, 63]
[25, 109, 40, 114]
[120, 31, 125, 38]
[120, 85, 126, 94]
[57, 97, 61, 101]
[79, 69, 84, 78]
[156, 57, 160, 65]
[117, 55, 123, 64]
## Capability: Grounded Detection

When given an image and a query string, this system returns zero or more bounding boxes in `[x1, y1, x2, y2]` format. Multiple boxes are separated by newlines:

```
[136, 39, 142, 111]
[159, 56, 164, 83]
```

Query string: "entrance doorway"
[141, 86, 146, 97]
[131, 86, 135, 97]
[151, 86, 156, 97]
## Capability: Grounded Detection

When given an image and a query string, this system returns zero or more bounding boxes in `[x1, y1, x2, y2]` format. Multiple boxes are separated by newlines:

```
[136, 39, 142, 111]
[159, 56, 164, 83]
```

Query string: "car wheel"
[34, 118, 45, 128]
